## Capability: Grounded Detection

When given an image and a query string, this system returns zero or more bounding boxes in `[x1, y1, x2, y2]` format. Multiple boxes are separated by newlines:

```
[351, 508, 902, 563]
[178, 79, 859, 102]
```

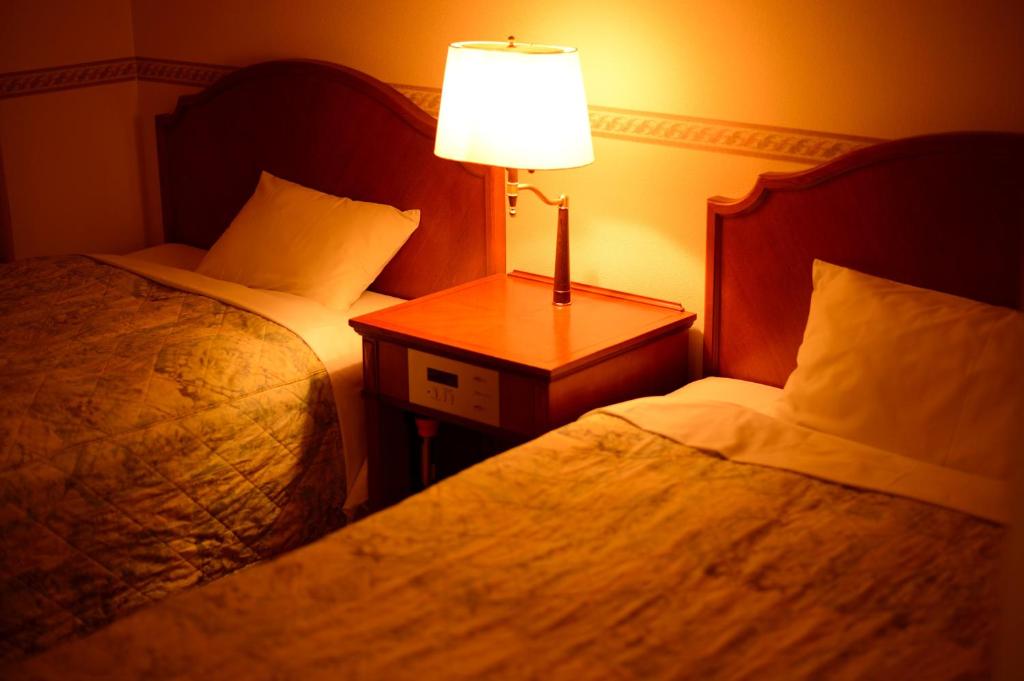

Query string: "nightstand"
[350, 271, 697, 511]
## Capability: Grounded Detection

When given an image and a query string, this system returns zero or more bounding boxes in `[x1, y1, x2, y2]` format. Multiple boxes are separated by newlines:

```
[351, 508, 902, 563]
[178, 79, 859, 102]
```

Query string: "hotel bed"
[7, 134, 1022, 678]
[0, 60, 503, 661]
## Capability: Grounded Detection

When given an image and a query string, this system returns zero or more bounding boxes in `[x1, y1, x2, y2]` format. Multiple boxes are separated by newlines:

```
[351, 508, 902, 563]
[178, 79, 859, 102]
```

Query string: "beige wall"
[2, 0, 1023, 366]
[1, 82, 146, 257]
[0, 0, 135, 70]
[0, 0, 146, 258]
[129, 0, 1024, 136]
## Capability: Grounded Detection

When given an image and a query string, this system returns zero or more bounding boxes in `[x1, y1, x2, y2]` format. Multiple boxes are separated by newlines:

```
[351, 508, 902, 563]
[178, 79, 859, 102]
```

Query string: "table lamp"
[434, 37, 594, 305]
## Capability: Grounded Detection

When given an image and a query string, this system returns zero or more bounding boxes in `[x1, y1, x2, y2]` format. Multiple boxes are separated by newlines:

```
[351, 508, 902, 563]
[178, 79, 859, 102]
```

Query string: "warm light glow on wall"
[434, 40, 594, 170]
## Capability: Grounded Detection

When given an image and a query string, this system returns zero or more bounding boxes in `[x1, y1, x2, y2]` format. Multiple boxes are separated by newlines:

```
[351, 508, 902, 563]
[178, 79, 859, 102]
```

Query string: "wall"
[0, 0, 146, 258]
[2, 0, 1024, 374]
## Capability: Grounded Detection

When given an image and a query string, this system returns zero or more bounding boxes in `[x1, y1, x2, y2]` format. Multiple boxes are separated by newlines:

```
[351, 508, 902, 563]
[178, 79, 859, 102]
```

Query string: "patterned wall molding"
[587, 106, 882, 164]
[1, 58, 883, 164]
[0, 57, 232, 99]
[393, 84, 442, 117]
[0, 58, 138, 98]
[390, 85, 881, 164]
[136, 57, 234, 87]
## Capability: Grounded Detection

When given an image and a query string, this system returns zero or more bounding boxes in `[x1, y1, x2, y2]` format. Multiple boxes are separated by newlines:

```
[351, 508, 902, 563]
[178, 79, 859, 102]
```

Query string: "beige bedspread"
[0, 256, 347, 661]
[10, 411, 1003, 680]
[92, 248, 405, 513]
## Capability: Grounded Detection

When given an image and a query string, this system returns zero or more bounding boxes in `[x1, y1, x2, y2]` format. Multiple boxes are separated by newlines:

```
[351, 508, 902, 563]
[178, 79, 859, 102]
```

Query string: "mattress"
[8, 389, 1004, 679]
[0, 252, 398, 662]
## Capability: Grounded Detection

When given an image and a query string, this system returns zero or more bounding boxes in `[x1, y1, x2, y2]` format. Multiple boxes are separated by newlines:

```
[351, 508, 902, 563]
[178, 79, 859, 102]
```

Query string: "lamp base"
[553, 204, 570, 306]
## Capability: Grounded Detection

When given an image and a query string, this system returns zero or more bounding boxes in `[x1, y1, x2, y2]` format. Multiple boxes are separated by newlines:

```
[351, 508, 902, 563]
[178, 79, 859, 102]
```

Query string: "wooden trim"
[509, 270, 684, 311]
[702, 203, 723, 377]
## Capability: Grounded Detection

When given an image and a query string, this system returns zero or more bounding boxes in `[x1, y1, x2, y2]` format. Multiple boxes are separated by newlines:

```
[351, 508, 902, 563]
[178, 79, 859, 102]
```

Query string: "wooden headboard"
[705, 132, 1024, 387]
[156, 59, 504, 300]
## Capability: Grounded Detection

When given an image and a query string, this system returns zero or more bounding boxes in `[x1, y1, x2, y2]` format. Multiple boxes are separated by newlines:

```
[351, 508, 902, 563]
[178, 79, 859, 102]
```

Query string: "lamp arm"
[504, 168, 572, 306]
[516, 183, 565, 206]
[505, 168, 568, 216]
[518, 184, 568, 208]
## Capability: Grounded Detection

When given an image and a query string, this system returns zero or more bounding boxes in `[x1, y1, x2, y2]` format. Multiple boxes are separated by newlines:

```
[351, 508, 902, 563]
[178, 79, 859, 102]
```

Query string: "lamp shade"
[434, 40, 594, 170]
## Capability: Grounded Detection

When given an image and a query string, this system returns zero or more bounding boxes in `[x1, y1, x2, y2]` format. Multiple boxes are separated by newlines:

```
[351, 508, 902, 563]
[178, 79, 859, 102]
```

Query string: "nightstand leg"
[415, 418, 440, 487]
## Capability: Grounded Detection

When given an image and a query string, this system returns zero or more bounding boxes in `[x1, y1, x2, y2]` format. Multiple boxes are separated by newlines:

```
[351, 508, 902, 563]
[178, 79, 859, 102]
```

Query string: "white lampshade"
[434, 40, 594, 170]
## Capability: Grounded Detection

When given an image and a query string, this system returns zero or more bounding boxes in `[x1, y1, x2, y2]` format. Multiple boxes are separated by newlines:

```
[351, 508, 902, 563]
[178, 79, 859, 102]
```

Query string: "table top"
[351, 272, 696, 376]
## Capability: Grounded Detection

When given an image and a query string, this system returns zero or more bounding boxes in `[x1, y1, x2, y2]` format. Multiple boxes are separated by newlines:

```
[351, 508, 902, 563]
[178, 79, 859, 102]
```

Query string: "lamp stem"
[504, 168, 573, 306]
[553, 201, 571, 306]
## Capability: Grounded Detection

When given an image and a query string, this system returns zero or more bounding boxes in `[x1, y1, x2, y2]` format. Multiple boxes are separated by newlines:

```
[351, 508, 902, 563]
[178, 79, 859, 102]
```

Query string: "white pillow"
[197, 171, 419, 310]
[775, 259, 1023, 480]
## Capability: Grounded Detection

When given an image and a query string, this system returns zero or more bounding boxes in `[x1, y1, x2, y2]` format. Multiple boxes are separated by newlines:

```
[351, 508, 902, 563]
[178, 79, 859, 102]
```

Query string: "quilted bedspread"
[10, 412, 1004, 680]
[0, 256, 346, 662]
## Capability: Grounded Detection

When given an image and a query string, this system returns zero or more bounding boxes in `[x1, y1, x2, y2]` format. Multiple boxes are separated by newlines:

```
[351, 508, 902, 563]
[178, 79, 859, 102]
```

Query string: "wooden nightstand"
[350, 271, 697, 511]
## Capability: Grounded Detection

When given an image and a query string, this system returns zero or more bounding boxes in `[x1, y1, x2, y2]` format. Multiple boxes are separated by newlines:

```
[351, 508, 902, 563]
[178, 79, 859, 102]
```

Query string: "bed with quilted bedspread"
[8, 411, 1002, 680]
[0, 256, 345, 660]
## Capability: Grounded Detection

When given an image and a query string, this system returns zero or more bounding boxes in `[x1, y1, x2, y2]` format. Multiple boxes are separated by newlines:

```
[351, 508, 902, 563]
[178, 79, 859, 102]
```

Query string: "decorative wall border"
[587, 106, 881, 164]
[136, 57, 234, 87]
[0, 57, 232, 98]
[1, 58, 883, 164]
[393, 83, 442, 117]
[0, 58, 138, 98]
[390, 85, 881, 164]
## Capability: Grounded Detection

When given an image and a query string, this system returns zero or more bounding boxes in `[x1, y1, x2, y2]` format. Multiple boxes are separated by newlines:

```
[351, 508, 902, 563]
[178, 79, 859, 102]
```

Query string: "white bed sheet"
[93, 244, 402, 513]
[600, 377, 1009, 523]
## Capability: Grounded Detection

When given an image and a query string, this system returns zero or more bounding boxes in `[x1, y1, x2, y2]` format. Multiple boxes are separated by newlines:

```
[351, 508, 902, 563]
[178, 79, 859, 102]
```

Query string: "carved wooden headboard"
[156, 59, 504, 300]
[705, 132, 1024, 386]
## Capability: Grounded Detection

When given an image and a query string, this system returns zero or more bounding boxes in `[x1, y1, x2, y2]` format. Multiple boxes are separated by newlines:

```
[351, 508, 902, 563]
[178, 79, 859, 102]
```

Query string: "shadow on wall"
[0, 140, 12, 262]
[134, 108, 161, 248]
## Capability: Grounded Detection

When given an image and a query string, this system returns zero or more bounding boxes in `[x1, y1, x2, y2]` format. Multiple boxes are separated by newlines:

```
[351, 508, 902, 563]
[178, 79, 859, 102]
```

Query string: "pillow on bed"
[197, 171, 419, 310]
[775, 259, 1023, 480]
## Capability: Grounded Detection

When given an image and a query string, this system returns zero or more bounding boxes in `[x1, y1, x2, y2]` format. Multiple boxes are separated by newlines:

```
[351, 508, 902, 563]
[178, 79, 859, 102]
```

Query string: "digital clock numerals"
[424, 384, 456, 406]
